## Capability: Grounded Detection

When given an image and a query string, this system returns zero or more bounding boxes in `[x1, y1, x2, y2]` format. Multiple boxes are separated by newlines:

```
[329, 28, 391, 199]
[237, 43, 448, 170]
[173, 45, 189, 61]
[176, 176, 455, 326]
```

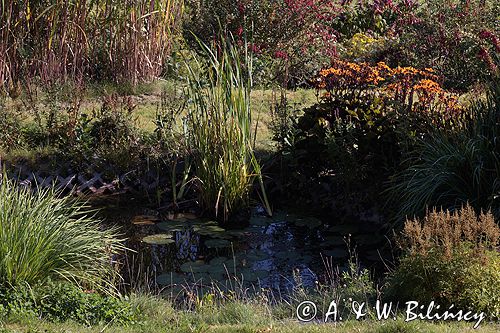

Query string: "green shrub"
[0, 281, 136, 326]
[385, 205, 500, 319]
[0, 175, 123, 289]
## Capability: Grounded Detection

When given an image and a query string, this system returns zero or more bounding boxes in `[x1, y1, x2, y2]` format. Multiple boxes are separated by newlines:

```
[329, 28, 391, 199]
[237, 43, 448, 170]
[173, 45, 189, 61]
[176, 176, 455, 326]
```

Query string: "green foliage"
[269, 91, 300, 151]
[0, 97, 24, 150]
[0, 175, 123, 289]
[388, 85, 500, 222]
[184, 35, 271, 222]
[0, 281, 136, 326]
[284, 86, 403, 196]
[386, 247, 500, 319]
[8, 86, 156, 174]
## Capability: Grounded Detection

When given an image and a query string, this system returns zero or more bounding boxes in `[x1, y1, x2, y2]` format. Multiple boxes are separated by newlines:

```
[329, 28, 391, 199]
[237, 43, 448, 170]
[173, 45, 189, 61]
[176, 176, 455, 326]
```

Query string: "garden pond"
[95, 195, 392, 296]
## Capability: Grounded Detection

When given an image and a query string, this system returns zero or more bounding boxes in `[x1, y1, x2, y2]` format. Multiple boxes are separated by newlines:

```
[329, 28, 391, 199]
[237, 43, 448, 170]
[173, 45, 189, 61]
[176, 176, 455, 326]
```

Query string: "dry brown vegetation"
[398, 204, 499, 258]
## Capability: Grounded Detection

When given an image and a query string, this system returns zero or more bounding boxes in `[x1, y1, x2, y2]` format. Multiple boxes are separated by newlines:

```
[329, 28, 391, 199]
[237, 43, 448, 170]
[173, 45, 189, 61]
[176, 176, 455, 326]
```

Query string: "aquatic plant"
[184, 35, 271, 223]
[0, 174, 123, 290]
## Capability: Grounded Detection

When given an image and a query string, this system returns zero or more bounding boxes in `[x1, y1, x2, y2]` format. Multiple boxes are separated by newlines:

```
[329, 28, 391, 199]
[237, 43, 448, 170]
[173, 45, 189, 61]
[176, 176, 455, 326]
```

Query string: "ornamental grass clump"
[388, 84, 499, 222]
[0, 174, 123, 290]
[184, 36, 271, 223]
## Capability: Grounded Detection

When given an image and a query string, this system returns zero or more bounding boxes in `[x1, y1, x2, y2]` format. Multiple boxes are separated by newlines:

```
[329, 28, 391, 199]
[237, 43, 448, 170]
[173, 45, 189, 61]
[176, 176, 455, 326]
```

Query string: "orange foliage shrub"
[313, 60, 463, 116]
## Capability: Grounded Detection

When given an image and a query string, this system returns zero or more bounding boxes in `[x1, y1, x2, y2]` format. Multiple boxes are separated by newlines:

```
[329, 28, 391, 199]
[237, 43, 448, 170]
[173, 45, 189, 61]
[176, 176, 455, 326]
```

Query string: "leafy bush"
[385, 205, 500, 319]
[183, 0, 339, 85]
[184, 36, 271, 223]
[0, 281, 136, 326]
[388, 84, 499, 222]
[287, 61, 462, 190]
[0, 175, 123, 289]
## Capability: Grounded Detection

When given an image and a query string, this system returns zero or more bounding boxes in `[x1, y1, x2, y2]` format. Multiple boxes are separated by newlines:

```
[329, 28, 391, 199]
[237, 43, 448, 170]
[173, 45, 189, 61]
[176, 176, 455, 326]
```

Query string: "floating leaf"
[194, 225, 230, 238]
[204, 239, 231, 248]
[271, 211, 287, 222]
[132, 215, 159, 225]
[209, 257, 229, 266]
[249, 216, 270, 226]
[157, 220, 187, 232]
[142, 234, 174, 245]
[245, 250, 268, 262]
[156, 272, 187, 286]
[322, 235, 345, 246]
[180, 260, 208, 273]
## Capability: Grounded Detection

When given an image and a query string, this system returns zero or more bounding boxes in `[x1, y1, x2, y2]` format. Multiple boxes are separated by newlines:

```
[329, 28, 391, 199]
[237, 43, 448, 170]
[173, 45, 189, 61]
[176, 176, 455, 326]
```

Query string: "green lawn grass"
[3, 318, 498, 333]
[2, 295, 498, 333]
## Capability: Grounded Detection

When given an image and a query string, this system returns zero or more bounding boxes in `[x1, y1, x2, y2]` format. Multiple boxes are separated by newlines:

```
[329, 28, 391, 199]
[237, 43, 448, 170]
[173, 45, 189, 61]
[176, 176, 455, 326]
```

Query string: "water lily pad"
[271, 211, 287, 222]
[240, 269, 269, 282]
[157, 220, 188, 232]
[180, 260, 208, 273]
[194, 225, 229, 238]
[218, 259, 238, 271]
[156, 272, 187, 285]
[322, 235, 346, 246]
[249, 216, 270, 226]
[142, 234, 174, 245]
[209, 257, 229, 266]
[204, 239, 232, 249]
[132, 215, 159, 225]
[166, 212, 198, 221]
[245, 250, 268, 262]
[225, 229, 248, 238]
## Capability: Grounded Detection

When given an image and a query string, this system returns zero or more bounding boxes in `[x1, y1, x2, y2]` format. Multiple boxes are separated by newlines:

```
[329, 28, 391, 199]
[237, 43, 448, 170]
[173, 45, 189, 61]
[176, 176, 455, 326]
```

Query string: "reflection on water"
[116, 205, 391, 294]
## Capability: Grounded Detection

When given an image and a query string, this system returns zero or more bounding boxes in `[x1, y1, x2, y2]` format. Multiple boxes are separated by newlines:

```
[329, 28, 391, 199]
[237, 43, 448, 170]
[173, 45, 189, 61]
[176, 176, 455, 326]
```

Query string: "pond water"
[95, 195, 392, 296]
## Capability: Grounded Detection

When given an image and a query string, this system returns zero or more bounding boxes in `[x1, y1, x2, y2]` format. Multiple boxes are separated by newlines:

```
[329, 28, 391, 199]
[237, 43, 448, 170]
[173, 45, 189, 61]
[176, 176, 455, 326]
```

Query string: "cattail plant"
[184, 35, 272, 223]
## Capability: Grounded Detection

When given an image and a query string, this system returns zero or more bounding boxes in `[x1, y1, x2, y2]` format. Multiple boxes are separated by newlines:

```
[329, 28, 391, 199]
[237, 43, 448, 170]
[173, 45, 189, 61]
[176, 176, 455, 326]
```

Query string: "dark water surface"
[93, 195, 392, 295]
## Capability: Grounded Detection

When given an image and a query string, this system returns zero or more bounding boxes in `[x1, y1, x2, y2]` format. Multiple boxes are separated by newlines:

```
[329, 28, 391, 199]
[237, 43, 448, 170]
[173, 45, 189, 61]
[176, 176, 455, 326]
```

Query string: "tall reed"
[184, 35, 271, 223]
[0, 0, 183, 88]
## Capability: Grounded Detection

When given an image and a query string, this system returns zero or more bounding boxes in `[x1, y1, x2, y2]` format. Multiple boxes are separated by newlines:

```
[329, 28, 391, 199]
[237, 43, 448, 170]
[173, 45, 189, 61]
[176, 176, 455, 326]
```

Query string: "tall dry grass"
[0, 0, 183, 90]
